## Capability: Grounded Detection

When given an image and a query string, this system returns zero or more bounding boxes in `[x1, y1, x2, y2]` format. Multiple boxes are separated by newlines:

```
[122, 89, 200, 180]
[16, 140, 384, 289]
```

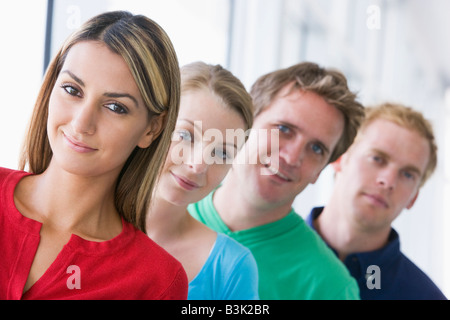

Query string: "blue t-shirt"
[307, 207, 447, 300]
[188, 233, 259, 300]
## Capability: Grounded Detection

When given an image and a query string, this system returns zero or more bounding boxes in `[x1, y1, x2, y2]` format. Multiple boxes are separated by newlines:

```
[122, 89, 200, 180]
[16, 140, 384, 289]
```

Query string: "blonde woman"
[146, 62, 259, 299]
[0, 11, 187, 300]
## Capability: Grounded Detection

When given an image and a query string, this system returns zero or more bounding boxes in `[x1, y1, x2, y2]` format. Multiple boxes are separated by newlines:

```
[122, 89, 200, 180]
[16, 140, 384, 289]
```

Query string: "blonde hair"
[357, 102, 437, 187]
[250, 62, 365, 163]
[180, 61, 253, 131]
[19, 11, 180, 233]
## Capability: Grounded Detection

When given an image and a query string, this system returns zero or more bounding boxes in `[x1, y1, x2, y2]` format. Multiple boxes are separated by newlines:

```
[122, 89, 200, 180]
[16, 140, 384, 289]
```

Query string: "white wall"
[0, 1, 47, 169]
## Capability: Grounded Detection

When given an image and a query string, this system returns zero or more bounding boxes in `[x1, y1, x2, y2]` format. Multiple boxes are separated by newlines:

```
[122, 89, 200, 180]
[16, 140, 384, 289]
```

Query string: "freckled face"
[47, 41, 155, 178]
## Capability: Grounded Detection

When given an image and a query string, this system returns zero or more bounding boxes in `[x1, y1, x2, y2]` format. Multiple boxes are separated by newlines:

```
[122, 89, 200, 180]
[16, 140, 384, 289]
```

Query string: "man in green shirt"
[189, 62, 365, 299]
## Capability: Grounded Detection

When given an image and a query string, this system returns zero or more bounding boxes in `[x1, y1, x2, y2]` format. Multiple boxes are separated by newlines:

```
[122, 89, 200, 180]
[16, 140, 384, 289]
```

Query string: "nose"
[279, 139, 305, 167]
[186, 145, 208, 174]
[71, 101, 97, 135]
[376, 168, 397, 190]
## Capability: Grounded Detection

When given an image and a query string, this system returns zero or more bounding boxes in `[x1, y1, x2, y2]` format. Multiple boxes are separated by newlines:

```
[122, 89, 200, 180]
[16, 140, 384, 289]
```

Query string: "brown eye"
[61, 84, 81, 97]
[105, 103, 128, 114]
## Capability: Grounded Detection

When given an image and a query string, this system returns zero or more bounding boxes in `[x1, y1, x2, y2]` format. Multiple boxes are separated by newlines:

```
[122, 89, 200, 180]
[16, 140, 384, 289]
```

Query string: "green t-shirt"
[188, 190, 360, 300]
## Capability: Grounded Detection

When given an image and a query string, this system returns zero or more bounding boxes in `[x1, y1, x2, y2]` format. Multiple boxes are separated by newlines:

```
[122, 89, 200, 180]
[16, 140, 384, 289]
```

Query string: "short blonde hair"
[19, 11, 180, 233]
[180, 61, 253, 131]
[357, 102, 437, 187]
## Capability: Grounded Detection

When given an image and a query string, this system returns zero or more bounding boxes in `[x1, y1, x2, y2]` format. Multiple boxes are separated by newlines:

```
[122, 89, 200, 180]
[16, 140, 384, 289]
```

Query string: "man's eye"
[402, 170, 415, 180]
[372, 155, 384, 164]
[277, 125, 290, 134]
[311, 144, 324, 155]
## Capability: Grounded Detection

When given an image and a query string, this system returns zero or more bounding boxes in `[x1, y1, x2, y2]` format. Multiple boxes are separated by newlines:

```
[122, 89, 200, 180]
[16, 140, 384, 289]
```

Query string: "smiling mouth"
[264, 164, 292, 182]
[170, 172, 200, 191]
[63, 133, 97, 153]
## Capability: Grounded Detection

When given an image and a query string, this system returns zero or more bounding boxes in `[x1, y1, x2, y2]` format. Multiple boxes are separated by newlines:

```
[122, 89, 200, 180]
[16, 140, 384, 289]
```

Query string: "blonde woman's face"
[47, 41, 157, 177]
[156, 88, 246, 206]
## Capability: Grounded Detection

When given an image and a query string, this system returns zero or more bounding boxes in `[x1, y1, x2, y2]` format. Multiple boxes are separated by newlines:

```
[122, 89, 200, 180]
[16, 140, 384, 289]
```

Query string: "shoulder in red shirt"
[0, 167, 188, 300]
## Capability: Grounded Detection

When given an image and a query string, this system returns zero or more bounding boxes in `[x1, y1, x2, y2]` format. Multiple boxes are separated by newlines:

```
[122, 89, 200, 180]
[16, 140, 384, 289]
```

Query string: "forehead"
[257, 85, 342, 120]
[178, 88, 246, 132]
[356, 119, 430, 170]
[255, 86, 345, 142]
[62, 41, 138, 92]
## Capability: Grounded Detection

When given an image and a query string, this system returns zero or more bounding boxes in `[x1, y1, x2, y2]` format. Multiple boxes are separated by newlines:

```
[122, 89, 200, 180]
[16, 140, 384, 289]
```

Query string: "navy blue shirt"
[307, 207, 447, 300]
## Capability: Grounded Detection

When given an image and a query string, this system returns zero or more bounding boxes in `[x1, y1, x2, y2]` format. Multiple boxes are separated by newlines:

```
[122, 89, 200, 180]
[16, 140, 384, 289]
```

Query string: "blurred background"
[1, 0, 449, 297]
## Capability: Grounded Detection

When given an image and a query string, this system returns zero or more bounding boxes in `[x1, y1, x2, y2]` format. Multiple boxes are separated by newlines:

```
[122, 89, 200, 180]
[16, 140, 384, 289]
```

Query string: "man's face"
[336, 119, 430, 232]
[234, 85, 345, 209]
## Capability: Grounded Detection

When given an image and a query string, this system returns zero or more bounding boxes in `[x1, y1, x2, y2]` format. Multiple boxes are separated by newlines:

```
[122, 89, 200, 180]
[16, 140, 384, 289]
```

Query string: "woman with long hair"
[0, 11, 187, 300]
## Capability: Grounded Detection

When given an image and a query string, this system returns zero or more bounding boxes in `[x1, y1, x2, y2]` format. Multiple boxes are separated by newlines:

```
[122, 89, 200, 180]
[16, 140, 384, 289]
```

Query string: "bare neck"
[213, 172, 293, 232]
[146, 196, 191, 244]
[314, 199, 391, 261]
[146, 195, 217, 282]
[15, 164, 122, 241]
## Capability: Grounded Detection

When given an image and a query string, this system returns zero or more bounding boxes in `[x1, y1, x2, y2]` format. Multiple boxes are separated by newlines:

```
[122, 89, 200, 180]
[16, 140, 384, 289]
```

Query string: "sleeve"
[333, 279, 361, 300]
[221, 249, 260, 300]
[158, 267, 189, 300]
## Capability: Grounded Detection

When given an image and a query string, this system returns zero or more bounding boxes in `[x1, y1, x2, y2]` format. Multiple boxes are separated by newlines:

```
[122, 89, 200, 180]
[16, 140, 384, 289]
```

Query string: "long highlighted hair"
[19, 11, 180, 233]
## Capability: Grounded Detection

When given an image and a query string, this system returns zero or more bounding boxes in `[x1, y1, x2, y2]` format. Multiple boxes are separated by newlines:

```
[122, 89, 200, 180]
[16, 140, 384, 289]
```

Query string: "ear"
[311, 154, 346, 185]
[331, 155, 343, 173]
[406, 191, 419, 210]
[137, 112, 167, 149]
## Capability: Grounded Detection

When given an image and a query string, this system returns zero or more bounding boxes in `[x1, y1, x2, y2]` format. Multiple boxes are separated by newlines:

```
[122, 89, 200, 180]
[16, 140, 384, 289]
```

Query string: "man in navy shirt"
[307, 102, 446, 300]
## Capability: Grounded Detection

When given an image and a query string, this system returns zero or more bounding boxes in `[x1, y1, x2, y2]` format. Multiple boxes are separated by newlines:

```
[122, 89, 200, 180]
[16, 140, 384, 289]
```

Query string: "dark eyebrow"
[104, 92, 139, 109]
[61, 70, 85, 87]
[61, 70, 139, 109]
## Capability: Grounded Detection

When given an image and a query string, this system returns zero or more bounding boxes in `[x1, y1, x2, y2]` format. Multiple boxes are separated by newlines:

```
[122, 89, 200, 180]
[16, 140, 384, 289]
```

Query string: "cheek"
[167, 141, 191, 165]
[47, 94, 62, 126]
[101, 126, 144, 164]
[206, 165, 231, 190]
[47, 95, 69, 142]
[160, 147, 178, 176]
[301, 156, 325, 177]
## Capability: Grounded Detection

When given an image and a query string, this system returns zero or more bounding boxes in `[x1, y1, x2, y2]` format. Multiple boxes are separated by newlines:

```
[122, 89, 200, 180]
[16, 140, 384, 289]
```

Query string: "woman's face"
[47, 41, 157, 178]
[156, 88, 246, 206]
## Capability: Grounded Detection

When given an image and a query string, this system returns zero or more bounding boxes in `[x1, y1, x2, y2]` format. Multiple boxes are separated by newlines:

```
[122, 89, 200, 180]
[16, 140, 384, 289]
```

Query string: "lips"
[170, 172, 200, 191]
[263, 163, 293, 182]
[363, 193, 389, 208]
[63, 133, 97, 153]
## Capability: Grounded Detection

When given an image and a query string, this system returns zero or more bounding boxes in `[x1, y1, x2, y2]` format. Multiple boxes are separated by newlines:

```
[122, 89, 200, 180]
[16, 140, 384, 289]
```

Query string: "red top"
[0, 167, 188, 300]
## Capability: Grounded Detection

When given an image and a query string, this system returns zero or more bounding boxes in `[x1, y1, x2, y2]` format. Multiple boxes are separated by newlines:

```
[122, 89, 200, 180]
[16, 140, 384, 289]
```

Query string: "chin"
[161, 190, 194, 207]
